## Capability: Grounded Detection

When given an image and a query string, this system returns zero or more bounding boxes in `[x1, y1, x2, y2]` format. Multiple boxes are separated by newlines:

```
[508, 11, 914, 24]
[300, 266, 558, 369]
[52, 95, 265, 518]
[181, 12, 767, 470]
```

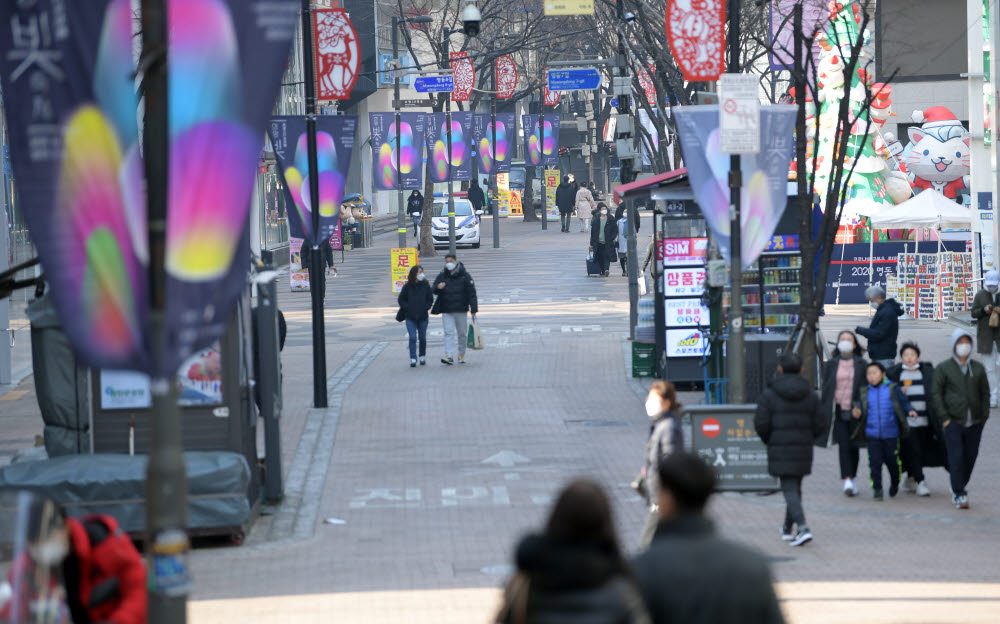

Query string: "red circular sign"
[723, 99, 737, 114]
[701, 417, 721, 438]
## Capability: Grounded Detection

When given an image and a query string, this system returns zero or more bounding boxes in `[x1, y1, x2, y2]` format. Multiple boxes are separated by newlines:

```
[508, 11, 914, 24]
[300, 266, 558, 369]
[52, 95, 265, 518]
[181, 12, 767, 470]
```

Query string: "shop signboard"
[686, 405, 778, 492]
[497, 173, 511, 217]
[545, 169, 560, 219]
[290, 237, 310, 292]
[659, 237, 708, 266]
[665, 298, 708, 327]
[665, 328, 707, 357]
[662, 268, 707, 297]
[391, 247, 418, 293]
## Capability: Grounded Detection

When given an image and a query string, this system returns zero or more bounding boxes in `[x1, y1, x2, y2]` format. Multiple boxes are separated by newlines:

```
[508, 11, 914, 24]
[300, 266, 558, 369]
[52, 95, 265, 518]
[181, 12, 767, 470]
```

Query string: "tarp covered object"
[0, 452, 251, 533]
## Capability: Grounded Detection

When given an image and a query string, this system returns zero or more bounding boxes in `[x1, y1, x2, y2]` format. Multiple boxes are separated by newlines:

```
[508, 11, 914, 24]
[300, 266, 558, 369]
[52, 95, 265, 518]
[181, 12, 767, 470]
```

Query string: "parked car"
[431, 198, 482, 248]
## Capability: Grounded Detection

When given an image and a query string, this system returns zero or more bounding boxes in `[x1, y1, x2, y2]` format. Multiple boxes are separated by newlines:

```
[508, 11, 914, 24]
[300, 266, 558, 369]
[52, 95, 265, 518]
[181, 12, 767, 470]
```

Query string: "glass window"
[432, 200, 473, 217]
[260, 167, 290, 251]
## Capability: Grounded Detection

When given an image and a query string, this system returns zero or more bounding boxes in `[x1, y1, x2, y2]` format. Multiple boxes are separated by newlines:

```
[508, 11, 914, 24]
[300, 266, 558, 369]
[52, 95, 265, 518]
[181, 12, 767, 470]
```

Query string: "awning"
[613, 167, 688, 203]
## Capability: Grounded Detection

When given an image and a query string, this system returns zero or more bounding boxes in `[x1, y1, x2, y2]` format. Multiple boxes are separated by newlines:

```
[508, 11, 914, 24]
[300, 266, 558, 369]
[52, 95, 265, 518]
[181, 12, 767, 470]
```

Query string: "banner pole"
[725, 0, 746, 403]
[493, 68, 500, 248]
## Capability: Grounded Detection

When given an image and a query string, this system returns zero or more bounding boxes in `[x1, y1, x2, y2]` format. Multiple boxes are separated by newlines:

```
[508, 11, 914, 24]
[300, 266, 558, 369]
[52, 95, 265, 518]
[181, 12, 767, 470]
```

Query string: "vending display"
[726, 235, 803, 334]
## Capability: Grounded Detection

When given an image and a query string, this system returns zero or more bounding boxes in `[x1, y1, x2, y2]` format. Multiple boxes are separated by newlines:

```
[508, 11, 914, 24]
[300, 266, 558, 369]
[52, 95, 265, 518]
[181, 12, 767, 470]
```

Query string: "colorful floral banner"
[666, 0, 725, 81]
[369, 112, 426, 191]
[496, 55, 517, 99]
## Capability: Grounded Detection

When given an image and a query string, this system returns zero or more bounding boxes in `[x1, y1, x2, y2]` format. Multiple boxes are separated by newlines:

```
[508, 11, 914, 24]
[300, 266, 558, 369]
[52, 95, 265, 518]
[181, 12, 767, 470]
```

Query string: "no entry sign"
[700, 417, 721, 438]
[685, 405, 778, 492]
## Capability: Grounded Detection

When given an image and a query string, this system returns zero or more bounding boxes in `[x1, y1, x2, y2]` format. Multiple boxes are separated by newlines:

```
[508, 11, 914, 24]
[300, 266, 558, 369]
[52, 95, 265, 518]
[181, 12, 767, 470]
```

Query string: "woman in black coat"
[818, 330, 868, 497]
[397, 264, 433, 367]
[495, 480, 650, 624]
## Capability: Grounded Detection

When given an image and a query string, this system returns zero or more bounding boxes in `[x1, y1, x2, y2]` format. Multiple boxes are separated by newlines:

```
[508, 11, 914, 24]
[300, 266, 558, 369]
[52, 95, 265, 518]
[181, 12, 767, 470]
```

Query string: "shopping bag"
[467, 319, 484, 350]
[638, 275, 648, 296]
[990, 310, 999, 328]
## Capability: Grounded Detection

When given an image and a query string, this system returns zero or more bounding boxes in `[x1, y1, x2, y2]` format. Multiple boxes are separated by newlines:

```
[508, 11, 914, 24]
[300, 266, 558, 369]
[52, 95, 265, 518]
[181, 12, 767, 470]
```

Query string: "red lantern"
[666, 0, 725, 82]
[496, 55, 517, 99]
[313, 9, 360, 100]
[451, 51, 474, 102]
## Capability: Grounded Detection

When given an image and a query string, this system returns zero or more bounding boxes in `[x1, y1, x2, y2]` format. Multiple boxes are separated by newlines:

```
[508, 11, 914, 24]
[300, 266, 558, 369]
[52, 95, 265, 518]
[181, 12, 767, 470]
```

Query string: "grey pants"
[442, 312, 468, 358]
[780, 476, 807, 531]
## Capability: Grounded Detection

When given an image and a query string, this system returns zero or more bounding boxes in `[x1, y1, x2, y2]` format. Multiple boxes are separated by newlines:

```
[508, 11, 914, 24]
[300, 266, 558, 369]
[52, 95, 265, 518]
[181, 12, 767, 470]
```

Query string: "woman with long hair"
[818, 330, 868, 496]
[396, 264, 433, 367]
[496, 480, 650, 624]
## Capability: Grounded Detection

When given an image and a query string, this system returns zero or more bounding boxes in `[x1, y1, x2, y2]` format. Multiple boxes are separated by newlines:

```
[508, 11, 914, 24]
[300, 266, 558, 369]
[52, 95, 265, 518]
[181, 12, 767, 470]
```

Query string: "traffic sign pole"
[539, 82, 547, 231]
[725, 0, 745, 404]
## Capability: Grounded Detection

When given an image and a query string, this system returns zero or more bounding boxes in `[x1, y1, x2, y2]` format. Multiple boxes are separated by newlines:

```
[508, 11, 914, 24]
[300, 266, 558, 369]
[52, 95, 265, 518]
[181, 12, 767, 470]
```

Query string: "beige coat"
[574, 187, 595, 216]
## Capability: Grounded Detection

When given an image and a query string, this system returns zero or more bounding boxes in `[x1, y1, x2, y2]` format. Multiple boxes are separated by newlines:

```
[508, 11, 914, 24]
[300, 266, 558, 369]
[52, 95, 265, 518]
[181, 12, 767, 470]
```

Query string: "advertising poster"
[659, 238, 709, 266]
[545, 169, 560, 219]
[425, 112, 474, 183]
[521, 115, 561, 166]
[101, 344, 223, 410]
[497, 173, 511, 217]
[662, 268, 707, 297]
[391, 247, 418, 293]
[290, 237, 310, 292]
[370, 112, 426, 190]
[510, 190, 523, 215]
[472, 113, 516, 174]
[665, 299, 709, 327]
[666, 328, 708, 358]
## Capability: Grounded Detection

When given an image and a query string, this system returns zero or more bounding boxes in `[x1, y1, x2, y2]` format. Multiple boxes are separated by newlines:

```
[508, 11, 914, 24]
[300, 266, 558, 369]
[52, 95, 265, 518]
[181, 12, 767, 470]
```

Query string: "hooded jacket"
[754, 373, 825, 477]
[433, 262, 478, 315]
[497, 534, 650, 624]
[931, 328, 991, 427]
[406, 192, 423, 215]
[555, 181, 576, 213]
[856, 298, 904, 360]
[397, 279, 434, 322]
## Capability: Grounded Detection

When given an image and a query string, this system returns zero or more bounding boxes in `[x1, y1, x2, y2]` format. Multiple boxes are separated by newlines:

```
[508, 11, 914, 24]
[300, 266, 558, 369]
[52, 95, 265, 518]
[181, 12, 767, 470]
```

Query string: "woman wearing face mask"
[589, 202, 619, 278]
[818, 330, 868, 497]
[638, 381, 683, 546]
[575, 181, 596, 234]
[398, 264, 434, 367]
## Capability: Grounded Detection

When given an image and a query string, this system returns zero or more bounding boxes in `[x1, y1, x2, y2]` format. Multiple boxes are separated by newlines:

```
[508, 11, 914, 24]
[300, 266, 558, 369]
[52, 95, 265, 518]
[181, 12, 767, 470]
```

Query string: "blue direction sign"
[414, 75, 454, 93]
[548, 68, 601, 91]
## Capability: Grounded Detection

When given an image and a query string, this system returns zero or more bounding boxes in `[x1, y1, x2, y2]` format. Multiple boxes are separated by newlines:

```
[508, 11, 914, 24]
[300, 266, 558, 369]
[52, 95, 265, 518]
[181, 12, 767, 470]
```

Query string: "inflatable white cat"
[906, 106, 970, 201]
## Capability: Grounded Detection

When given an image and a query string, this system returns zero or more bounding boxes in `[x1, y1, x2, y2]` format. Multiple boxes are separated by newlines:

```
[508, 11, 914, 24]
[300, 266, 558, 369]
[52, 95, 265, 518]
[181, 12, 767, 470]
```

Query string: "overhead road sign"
[544, 0, 594, 15]
[414, 75, 454, 93]
[547, 68, 601, 92]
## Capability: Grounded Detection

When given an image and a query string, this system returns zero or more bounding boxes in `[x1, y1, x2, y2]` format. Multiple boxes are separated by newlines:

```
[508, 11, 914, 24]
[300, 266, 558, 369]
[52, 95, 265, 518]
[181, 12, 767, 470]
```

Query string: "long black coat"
[555, 182, 576, 214]
[432, 263, 478, 314]
[754, 373, 825, 477]
[817, 354, 868, 447]
[589, 215, 619, 253]
[856, 298, 903, 360]
[633, 515, 784, 624]
[397, 280, 433, 322]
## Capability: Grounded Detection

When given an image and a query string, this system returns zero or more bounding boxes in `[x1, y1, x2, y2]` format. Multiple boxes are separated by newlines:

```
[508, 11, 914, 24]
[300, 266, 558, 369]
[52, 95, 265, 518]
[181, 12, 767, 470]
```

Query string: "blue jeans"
[406, 318, 428, 360]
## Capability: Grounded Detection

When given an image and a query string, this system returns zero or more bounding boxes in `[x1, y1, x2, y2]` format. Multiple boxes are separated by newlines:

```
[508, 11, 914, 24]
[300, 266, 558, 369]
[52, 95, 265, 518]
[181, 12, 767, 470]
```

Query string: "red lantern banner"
[543, 72, 561, 106]
[451, 51, 474, 102]
[666, 0, 725, 81]
[496, 55, 517, 99]
[314, 8, 360, 100]
[638, 65, 656, 107]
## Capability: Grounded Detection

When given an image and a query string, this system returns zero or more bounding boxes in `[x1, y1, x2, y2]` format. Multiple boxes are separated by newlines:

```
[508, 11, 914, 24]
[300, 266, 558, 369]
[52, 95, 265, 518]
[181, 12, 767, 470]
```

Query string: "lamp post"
[393, 16, 433, 248]
[490, 35, 517, 248]
[725, 0, 746, 403]
[539, 83, 548, 230]
[443, 27, 465, 257]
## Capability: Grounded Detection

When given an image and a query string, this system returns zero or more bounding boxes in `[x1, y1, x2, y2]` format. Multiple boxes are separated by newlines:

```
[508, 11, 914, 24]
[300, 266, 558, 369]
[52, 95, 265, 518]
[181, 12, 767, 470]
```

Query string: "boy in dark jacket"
[852, 362, 917, 500]
[754, 353, 826, 547]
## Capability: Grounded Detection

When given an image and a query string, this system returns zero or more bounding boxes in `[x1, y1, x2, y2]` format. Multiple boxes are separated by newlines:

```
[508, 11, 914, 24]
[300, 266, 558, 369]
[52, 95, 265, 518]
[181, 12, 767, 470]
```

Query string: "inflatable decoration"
[906, 106, 970, 202]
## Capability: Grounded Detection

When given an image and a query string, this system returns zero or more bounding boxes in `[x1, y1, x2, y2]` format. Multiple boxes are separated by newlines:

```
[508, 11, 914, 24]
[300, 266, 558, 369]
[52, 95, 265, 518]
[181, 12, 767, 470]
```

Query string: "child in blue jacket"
[851, 362, 918, 500]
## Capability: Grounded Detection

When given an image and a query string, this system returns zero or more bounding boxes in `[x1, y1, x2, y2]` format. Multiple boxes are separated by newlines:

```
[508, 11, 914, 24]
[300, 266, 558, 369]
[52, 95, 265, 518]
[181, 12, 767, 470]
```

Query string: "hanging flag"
[638, 65, 656, 107]
[425, 112, 473, 182]
[473, 113, 516, 175]
[313, 8, 360, 100]
[496, 55, 517, 99]
[769, 0, 827, 73]
[369, 112, 426, 191]
[673, 105, 798, 269]
[0, 0, 299, 376]
[268, 115, 357, 245]
[521, 114, 561, 167]
[451, 51, 474, 102]
[666, 0, 725, 81]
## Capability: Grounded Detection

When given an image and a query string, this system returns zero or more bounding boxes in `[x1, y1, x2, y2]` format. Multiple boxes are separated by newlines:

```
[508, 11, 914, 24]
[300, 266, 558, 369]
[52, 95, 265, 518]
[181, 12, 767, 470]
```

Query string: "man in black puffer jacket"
[433, 254, 478, 365]
[754, 353, 825, 547]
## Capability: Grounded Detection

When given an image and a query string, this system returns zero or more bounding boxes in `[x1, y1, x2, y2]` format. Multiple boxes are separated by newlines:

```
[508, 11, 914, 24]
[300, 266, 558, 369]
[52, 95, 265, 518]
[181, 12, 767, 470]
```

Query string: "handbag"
[467, 318, 484, 350]
[395, 307, 406, 322]
[990, 309, 999, 328]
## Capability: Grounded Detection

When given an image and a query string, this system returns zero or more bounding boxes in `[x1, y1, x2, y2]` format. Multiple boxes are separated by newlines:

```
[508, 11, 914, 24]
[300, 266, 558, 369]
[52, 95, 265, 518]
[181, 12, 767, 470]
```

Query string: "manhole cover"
[564, 419, 630, 427]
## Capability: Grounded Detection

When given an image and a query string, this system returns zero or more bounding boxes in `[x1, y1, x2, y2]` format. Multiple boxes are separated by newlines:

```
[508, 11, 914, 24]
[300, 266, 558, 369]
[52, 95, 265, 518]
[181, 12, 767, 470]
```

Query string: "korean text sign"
[391, 247, 418, 293]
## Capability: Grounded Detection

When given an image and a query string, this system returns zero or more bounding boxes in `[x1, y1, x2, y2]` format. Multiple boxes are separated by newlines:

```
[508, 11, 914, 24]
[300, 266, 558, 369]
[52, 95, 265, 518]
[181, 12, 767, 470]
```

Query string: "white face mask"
[645, 398, 662, 418]
[30, 537, 68, 567]
[445, 262, 456, 271]
[870, 300, 878, 308]
[955, 342, 972, 358]
[837, 340, 855, 354]
[988, 285, 998, 293]
[600, 210, 608, 216]
[417, 273, 426, 281]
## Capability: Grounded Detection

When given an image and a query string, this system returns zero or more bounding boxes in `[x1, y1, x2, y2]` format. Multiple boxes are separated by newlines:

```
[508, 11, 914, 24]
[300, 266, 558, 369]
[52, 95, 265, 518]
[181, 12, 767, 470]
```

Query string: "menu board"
[685, 405, 778, 492]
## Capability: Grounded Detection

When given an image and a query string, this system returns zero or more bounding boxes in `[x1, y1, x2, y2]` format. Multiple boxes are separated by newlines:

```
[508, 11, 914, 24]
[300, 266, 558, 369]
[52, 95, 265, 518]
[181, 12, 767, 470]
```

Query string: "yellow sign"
[510, 190, 523, 215]
[497, 173, 511, 217]
[544, 0, 594, 16]
[545, 169, 560, 220]
[391, 247, 418, 293]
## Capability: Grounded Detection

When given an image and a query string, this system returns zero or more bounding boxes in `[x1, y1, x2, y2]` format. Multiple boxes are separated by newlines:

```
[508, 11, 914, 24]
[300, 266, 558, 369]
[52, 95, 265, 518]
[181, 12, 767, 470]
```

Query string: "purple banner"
[425, 112, 474, 183]
[369, 111, 425, 191]
[268, 115, 357, 245]
[769, 0, 827, 73]
[521, 114, 560, 166]
[473, 113, 516, 175]
[673, 105, 798, 269]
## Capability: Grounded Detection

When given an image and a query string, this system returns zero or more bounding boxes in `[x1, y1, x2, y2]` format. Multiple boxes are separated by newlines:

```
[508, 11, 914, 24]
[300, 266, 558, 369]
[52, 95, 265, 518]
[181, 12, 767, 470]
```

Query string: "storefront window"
[259, 166, 289, 251]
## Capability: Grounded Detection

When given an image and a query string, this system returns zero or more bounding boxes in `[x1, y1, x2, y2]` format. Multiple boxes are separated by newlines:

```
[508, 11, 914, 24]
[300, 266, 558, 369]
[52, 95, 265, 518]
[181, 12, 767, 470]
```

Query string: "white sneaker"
[916, 481, 931, 497]
[904, 477, 917, 493]
[789, 528, 813, 547]
[843, 479, 858, 497]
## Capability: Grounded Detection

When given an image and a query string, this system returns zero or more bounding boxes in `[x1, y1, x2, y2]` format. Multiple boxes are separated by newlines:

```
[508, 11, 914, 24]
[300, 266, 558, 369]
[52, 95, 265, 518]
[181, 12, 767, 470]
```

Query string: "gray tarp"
[0, 451, 250, 533]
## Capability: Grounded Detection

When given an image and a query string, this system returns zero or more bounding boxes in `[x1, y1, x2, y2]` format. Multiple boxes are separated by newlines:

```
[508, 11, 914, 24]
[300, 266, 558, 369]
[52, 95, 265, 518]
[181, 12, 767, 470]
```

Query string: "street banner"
[289, 237, 310, 291]
[545, 169, 560, 219]
[0, 0, 298, 376]
[638, 109, 659, 167]
[370, 111, 426, 191]
[391, 247, 418, 293]
[313, 8, 359, 100]
[497, 172, 511, 217]
[637, 65, 656, 107]
[769, 0, 827, 73]
[268, 115, 357, 245]
[426, 112, 473, 183]
[666, 0, 725, 81]
[450, 51, 474, 102]
[496, 56, 517, 99]
[521, 115, 561, 166]
[473, 113, 515, 175]
[329, 226, 343, 251]
[673, 105, 797, 269]
[510, 190, 523, 215]
[543, 72, 561, 106]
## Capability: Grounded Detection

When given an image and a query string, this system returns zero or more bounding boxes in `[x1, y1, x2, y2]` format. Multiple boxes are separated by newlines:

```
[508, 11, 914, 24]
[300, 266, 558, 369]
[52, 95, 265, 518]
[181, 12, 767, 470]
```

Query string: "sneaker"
[789, 529, 813, 547]
[419, 357, 426, 366]
[916, 481, 931, 497]
[780, 525, 795, 541]
[873, 489, 884, 501]
[904, 476, 917, 493]
[958, 495, 970, 509]
[410, 359, 417, 368]
[458, 355, 466, 364]
[843, 479, 858, 497]
[441, 357, 454, 365]
[889, 483, 899, 498]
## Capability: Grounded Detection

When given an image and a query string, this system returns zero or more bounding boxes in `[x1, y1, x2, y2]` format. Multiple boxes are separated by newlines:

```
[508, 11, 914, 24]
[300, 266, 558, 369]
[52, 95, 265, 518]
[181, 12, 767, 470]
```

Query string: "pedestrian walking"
[555, 176, 576, 232]
[299, 242, 333, 299]
[818, 330, 868, 497]
[432, 253, 478, 365]
[970, 269, 1000, 406]
[633, 452, 785, 624]
[397, 265, 433, 367]
[407, 189, 424, 237]
[754, 353, 825, 547]
[468, 180, 486, 214]
[641, 233, 658, 279]
[638, 381, 683, 547]
[588, 181, 602, 202]
[615, 205, 629, 277]
[851, 362, 917, 501]
[931, 328, 991, 509]
[495, 479, 651, 624]
[575, 181, 596, 234]
[856, 285, 904, 369]
[589, 203, 618, 278]
[887, 342, 939, 497]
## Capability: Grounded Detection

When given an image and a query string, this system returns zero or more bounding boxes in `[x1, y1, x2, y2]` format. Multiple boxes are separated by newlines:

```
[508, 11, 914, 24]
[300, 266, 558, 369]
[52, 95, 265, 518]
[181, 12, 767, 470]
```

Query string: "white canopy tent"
[858, 190, 974, 319]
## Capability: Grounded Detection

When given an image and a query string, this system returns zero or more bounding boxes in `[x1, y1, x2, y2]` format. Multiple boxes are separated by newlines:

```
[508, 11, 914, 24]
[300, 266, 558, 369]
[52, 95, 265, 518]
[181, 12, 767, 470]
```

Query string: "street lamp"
[489, 34, 518, 249]
[392, 15, 433, 248]
[443, 26, 465, 257]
